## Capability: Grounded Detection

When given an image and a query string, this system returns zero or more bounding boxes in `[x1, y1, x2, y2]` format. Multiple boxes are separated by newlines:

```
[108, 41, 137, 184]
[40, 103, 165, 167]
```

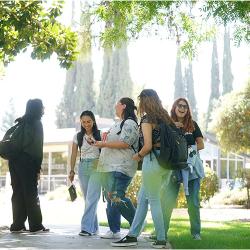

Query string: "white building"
[1, 122, 249, 192]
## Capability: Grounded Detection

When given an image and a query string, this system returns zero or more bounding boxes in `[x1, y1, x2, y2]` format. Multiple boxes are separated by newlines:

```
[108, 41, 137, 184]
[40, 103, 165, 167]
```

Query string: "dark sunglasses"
[177, 103, 188, 110]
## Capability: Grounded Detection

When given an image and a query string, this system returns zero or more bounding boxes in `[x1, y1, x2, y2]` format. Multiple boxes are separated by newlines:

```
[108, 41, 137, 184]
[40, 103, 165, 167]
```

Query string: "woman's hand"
[174, 122, 183, 128]
[93, 140, 106, 148]
[102, 131, 109, 142]
[68, 170, 75, 182]
[132, 153, 142, 162]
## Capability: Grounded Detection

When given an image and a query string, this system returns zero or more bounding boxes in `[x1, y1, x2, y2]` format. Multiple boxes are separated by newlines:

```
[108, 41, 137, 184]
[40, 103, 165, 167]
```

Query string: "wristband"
[137, 152, 143, 159]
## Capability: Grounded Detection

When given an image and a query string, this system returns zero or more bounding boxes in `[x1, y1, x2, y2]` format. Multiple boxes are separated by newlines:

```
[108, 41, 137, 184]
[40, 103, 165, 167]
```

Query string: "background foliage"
[0, 0, 78, 68]
[93, 1, 249, 57]
[126, 167, 219, 208]
[211, 80, 250, 153]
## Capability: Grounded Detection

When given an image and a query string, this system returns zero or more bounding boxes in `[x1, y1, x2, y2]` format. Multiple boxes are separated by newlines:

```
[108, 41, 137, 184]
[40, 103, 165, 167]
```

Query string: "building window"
[51, 152, 67, 175]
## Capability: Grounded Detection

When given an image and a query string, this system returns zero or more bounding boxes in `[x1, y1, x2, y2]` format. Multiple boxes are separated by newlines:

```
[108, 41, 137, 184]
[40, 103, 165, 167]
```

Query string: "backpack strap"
[117, 117, 138, 135]
[77, 130, 102, 160]
[117, 118, 138, 153]
[93, 130, 101, 153]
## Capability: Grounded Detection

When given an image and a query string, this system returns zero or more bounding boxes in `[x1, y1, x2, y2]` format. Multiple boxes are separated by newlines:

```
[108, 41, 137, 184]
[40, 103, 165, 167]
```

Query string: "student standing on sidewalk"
[69, 110, 101, 236]
[161, 98, 204, 241]
[94, 97, 139, 240]
[8, 99, 49, 233]
[112, 89, 172, 248]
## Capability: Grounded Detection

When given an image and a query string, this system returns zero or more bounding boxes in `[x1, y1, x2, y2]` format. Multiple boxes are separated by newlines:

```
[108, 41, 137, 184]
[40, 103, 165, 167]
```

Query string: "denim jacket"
[174, 144, 205, 195]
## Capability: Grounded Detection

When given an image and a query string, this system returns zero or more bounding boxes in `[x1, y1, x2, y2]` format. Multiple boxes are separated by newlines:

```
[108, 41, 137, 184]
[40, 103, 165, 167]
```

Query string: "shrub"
[126, 167, 219, 208]
[126, 172, 142, 206]
[200, 167, 220, 202]
[237, 168, 250, 208]
[209, 188, 248, 207]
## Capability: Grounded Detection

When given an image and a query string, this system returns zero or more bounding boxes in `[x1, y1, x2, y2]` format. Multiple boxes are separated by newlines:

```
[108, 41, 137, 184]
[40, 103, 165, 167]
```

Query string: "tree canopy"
[211, 81, 250, 153]
[0, 0, 78, 68]
[93, 1, 250, 57]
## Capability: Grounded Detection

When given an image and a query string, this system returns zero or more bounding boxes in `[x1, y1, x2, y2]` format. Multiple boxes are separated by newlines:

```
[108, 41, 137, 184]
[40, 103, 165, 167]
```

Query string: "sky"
[0, 3, 249, 131]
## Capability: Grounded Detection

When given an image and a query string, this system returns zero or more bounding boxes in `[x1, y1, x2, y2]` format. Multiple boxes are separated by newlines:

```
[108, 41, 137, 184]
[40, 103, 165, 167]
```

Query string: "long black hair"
[117, 97, 138, 133]
[77, 110, 100, 147]
[120, 97, 137, 123]
[16, 98, 44, 124]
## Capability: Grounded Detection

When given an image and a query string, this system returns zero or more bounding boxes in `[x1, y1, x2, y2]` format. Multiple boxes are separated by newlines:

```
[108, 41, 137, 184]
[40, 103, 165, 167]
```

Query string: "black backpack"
[153, 122, 188, 170]
[0, 122, 25, 160]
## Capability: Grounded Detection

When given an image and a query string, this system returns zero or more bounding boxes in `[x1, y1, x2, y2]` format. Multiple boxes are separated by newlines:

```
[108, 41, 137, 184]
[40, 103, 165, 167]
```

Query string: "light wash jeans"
[128, 151, 171, 241]
[78, 158, 101, 234]
[102, 171, 135, 233]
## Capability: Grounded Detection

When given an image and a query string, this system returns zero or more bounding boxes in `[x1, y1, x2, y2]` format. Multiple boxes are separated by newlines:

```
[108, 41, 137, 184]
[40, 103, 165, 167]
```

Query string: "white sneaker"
[101, 230, 121, 239]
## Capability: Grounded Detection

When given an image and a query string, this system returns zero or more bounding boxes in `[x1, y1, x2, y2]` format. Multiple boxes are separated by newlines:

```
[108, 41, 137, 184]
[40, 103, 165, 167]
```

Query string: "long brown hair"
[138, 89, 174, 125]
[170, 98, 195, 132]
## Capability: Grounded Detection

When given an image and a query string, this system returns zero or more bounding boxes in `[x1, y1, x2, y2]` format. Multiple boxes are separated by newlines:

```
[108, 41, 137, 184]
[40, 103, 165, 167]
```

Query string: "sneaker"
[30, 228, 50, 234]
[10, 228, 28, 233]
[192, 234, 201, 240]
[101, 230, 121, 239]
[111, 235, 138, 247]
[79, 230, 91, 236]
[152, 240, 167, 249]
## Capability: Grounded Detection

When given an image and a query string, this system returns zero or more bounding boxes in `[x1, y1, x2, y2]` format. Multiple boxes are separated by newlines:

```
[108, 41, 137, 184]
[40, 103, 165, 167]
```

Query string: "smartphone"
[86, 136, 96, 145]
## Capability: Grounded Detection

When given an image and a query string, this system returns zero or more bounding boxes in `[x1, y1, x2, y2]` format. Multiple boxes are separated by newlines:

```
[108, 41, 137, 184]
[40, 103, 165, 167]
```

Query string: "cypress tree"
[74, 1, 95, 114]
[185, 63, 198, 120]
[222, 26, 234, 95]
[206, 38, 220, 130]
[174, 49, 185, 99]
[97, 43, 133, 118]
[56, 0, 95, 128]
[1, 98, 16, 132]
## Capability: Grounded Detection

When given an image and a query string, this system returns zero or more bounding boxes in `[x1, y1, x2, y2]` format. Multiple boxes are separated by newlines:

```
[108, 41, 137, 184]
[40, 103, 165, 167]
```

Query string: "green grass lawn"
[100, 219, 250, 249]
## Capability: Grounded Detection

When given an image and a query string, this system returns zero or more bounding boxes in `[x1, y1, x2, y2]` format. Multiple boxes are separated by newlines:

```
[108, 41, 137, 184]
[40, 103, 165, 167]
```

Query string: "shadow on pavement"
[0, 225, 154, 249]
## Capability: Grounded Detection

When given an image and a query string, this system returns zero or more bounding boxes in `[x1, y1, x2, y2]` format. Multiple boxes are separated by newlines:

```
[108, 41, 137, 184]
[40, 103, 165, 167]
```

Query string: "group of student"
[5, 89, 204, 248]
[68, 89, 205, 249]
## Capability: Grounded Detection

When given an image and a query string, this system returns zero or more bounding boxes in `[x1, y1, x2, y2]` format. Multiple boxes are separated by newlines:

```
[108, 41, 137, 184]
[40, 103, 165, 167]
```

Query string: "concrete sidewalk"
[0, 225, 153, 249]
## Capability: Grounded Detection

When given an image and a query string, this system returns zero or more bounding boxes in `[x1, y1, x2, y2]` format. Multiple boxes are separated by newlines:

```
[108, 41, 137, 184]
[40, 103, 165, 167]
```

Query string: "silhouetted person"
[9, 99, 49, 233]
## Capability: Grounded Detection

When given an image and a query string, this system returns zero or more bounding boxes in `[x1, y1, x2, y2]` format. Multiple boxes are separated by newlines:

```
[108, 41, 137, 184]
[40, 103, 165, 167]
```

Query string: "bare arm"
[69, 142, 78, 182]
[196, 137, 204, 151]
[94, 140, 130, 149]
[133, 123, 152, 161]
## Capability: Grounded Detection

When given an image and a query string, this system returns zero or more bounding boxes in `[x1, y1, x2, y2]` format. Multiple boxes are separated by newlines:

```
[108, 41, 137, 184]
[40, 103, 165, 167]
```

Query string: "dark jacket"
[23, 119, 43, 168]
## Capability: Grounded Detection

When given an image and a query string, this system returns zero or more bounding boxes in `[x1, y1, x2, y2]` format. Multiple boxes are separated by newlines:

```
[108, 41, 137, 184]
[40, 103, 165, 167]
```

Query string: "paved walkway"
[1, 192, 250, 249]
[0, 225, 153, 249]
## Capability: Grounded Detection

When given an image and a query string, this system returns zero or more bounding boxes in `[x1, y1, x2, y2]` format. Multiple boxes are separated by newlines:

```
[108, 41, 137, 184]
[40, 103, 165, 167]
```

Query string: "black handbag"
[68, 184, 77, 201]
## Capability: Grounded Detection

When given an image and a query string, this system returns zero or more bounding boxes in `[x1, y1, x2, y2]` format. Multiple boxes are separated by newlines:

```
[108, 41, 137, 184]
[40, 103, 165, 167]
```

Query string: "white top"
[97, 119, 139, 177]
[73, 133, 100, 159]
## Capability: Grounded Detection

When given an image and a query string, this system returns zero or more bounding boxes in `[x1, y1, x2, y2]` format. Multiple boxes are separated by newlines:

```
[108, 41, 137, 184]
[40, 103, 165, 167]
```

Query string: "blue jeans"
[78, 159, 101, 234]
[161, 177, 201, 236]
[102, 171, 135, 233]
[128, 152, 171, 241]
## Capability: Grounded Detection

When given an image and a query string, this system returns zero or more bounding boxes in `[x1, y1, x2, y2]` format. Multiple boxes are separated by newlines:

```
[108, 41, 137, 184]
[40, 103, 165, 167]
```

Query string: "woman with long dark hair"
[69, 110, 101, 236]
[9, 99, 48, 233]
[112, 89, 172, 248]
[94, 97, 139, 239]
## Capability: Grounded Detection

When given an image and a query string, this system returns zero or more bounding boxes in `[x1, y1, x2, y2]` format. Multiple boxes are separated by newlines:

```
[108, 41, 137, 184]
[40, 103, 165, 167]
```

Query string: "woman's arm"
[196, 137, 204, 151]
[133, 123, 152, 161]
[69, 142, 78, 182]
[94, 140, 130, 149]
